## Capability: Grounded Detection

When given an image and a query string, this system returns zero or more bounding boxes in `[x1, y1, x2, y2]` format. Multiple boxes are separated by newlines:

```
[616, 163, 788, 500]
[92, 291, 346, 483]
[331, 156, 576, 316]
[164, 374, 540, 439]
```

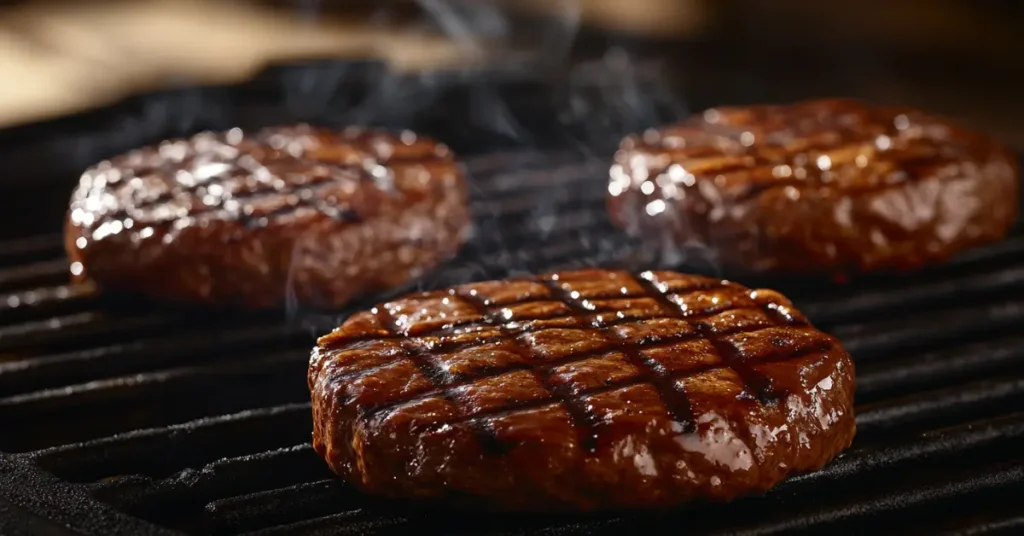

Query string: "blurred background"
[0, 0, 1020, 141]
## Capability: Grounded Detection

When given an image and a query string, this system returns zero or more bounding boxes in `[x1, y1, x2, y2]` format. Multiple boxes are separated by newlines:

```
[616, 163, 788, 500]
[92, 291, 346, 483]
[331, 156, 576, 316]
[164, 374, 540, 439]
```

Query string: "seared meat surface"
[309, 269, 856, 511]
[65, 125, 469, 309]
[608, 99, 1019, 275]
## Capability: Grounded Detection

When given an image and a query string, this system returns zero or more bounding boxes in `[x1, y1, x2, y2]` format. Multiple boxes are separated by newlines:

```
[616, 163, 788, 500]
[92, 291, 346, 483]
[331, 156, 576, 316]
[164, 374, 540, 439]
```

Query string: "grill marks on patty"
[65, 125, 470, 309]
[309, 269, 856, 511]
[608, 99, 1020, 275]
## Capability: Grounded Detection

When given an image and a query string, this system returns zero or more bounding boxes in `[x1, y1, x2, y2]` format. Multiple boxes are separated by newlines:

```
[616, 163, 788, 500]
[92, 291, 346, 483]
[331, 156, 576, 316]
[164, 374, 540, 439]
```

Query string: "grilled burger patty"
[607, 99, 1019, 275]
[65, 125, 469, 309]
[309, 269, 855, 510]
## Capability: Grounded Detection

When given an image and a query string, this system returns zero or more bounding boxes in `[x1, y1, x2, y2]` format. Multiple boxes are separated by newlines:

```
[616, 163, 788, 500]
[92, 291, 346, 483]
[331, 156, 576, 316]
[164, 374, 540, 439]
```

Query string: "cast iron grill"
[1, 61, 1024, 536]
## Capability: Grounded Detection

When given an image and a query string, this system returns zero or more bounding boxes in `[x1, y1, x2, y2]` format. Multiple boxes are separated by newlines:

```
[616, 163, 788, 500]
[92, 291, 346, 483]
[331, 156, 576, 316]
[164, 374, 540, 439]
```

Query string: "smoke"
[417, 0, 508, 53]
[9, 0, 717, 333]
[269, 0, 706, 327]
[61, 85, 231, 180]
[563, 46, 689, 151]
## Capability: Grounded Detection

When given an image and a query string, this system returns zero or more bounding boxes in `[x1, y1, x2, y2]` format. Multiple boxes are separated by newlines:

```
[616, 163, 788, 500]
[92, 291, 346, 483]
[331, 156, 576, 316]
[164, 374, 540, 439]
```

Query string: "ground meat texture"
[607, 99, 1020, 276]
[309, 269, 856, 511]
[64, 125, 470, 309]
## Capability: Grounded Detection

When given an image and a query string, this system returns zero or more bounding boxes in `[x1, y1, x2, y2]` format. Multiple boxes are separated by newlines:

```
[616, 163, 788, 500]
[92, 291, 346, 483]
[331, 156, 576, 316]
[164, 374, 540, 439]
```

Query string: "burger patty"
[607, 98, 1020, 276]
[65, 125, 470, 309]
[309, 269, 856, 511]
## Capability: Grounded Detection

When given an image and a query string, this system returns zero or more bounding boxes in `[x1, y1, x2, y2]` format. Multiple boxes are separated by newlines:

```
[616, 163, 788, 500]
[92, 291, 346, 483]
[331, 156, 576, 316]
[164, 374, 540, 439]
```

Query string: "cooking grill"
[1, 56, 1024, 536]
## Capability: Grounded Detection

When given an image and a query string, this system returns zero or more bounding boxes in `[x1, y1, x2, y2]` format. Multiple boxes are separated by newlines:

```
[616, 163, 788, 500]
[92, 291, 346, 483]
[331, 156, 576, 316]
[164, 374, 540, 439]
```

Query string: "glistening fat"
[309, 268, 856, 511]
[607, 98, 1020, 276]
[64, 125, 470, 309]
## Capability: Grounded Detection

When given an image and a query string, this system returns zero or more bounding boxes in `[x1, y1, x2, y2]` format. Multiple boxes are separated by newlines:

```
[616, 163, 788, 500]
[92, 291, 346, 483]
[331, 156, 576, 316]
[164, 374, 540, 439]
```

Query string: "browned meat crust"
[309, 269, 856, 511]
[607, 99, 1019, 275]
[64, 125, 470, 309]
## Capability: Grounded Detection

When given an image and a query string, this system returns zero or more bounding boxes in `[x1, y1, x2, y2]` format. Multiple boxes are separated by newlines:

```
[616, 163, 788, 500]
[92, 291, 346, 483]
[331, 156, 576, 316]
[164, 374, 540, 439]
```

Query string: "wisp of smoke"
[283, 0, 712, 329]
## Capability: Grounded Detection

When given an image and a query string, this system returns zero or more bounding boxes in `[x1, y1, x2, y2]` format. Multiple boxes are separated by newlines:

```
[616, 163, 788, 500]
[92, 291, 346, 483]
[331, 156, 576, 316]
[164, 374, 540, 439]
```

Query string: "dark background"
[0, 0, 1019, 143]
[0, 0, 1020, 147]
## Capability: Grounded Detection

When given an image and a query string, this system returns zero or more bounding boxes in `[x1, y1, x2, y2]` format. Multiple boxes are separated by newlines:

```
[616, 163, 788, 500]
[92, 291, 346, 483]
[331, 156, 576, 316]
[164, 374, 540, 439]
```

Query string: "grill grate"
[0, 148, 1023, 535]
[1, 55, 1024, 532]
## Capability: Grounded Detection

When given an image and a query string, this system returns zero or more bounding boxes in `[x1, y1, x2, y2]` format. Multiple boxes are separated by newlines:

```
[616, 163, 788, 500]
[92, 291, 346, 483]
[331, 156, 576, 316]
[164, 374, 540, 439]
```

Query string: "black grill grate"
[1, 63, 1024, 534]
[1, 149, 1023, 535]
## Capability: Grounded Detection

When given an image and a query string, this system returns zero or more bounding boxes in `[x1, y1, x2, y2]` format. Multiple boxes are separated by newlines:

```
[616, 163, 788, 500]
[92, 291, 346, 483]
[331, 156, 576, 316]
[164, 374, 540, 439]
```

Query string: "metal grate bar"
[710, 462, 1024, 536]
[0, 283, 102, 324]
[205, 480, 360, 534]
[855, 336, 1024, 402]
[0, 259, 69, 291]
[798, 264, 1024, 327]
[92, 444, 320, 507]
[464, 152, 597, 192]
[93, 445, 330, 528]
[475, 188, 604, 218]
[245, 515, 407, 536]
[0, 233, 63, 267]
[937, 512, 1024, 535]
[855, 375, 1024, 438]
[0, 312, 189, 354]
[0, 323, 308, 397]
[2, 360, 310, 453]
[929, 232, 1024, 271]
[786, 410, 1024, 489]
[0, 351, 306, 417]
[32, 403, 312, 481]
[831, 300, 1024, 359]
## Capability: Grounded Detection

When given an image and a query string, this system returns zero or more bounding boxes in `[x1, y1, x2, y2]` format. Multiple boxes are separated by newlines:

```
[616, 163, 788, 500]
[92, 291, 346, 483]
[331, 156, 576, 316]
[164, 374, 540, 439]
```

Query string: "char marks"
[608, 98, 1020, 277]
[622, 98, 976, 199]
[371, 299, 512, 454]
[551, 275, 699, 434]
[534, 278, 623, 451]
[74, 125, 452, 232]
[323, 270, 837, 455]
